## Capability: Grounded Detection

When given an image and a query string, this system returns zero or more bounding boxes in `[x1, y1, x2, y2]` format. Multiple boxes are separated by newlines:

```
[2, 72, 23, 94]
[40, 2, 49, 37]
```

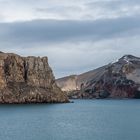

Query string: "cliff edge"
[0, 52, 69, 103]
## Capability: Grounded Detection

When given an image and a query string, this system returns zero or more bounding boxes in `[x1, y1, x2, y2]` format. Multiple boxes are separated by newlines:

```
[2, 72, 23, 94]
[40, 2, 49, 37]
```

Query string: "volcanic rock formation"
[56, 55, 140, 99]
[0, 52, 68, 103]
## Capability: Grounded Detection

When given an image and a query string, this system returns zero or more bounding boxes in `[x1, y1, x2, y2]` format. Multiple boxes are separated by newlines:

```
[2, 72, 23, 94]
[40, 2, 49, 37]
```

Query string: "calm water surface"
[0, 99, 140, 140]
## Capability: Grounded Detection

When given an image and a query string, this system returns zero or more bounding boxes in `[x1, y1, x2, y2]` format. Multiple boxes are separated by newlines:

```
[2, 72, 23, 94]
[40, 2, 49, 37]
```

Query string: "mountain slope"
[56, 55, 140, 99]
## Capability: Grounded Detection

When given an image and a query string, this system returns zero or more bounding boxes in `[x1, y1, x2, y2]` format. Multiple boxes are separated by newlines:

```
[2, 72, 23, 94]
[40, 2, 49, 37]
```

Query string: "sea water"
[0, 99, 140, 140]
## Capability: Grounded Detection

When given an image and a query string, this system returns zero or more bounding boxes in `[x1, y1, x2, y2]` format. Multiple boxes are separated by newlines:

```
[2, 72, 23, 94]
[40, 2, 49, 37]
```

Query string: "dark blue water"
[0, 99, 140, 140]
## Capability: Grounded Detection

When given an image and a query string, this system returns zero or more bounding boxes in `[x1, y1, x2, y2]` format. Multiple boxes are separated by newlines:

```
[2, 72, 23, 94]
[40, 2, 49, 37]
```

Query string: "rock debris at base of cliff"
[0, 52, 69, 103]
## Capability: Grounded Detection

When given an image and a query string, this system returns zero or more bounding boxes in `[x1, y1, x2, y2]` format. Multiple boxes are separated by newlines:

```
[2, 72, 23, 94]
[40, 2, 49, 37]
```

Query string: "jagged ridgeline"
[57, 55, 140, 99]
[0, 52, 69, 103]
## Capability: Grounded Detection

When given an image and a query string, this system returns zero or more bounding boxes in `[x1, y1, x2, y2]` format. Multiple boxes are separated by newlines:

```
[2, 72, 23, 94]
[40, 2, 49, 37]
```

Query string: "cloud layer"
[0, 0, 140, 78]
[0, 0, 140, 22]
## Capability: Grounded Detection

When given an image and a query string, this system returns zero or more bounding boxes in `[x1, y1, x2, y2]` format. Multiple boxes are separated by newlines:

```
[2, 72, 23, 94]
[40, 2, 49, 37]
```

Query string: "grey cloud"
[86, 0, 140, 18]
[86, 0, 140, 8]
[36, 5, 82, 13]
[0, 16, 140, 46]
[0, 0, 140, 22]
[35, 5, 83, 19]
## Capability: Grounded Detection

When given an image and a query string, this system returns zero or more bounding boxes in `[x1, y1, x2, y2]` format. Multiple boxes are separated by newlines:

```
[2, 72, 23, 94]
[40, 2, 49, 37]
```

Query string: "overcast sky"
[0, 0, 140, 78]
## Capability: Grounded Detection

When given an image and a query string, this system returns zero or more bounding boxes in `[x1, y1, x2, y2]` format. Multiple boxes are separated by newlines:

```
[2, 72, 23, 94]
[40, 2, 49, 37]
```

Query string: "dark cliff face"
[57, 55, 140, 99]
[0, 52, 69, 103]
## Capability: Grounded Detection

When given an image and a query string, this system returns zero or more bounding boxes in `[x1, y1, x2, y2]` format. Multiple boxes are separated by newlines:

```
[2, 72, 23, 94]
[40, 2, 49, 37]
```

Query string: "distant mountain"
[56, 55, 140, 99]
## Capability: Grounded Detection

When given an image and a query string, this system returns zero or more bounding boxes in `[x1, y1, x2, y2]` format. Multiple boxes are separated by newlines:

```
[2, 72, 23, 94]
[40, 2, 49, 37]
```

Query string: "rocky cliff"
[56, 55, 140, 99]
[0, 52, 68, 103]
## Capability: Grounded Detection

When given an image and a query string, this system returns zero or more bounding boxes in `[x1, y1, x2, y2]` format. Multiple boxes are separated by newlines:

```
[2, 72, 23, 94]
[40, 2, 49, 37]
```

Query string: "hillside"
[56, 55, 140, 99]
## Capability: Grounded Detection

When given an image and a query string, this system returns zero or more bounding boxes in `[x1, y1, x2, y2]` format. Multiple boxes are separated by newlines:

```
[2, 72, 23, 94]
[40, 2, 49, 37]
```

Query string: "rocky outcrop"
[57, 55, 140, 99]
[0, 52, 69, 103]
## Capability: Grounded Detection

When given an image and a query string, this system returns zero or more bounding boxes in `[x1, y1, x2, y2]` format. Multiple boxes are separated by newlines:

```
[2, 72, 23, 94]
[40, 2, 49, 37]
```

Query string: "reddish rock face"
[0, 52, 69, 103]
[57, 55, 140, 99]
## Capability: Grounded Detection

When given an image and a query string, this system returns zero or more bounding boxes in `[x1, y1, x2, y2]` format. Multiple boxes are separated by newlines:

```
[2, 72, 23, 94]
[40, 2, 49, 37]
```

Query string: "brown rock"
[0, 52, 69, 103]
